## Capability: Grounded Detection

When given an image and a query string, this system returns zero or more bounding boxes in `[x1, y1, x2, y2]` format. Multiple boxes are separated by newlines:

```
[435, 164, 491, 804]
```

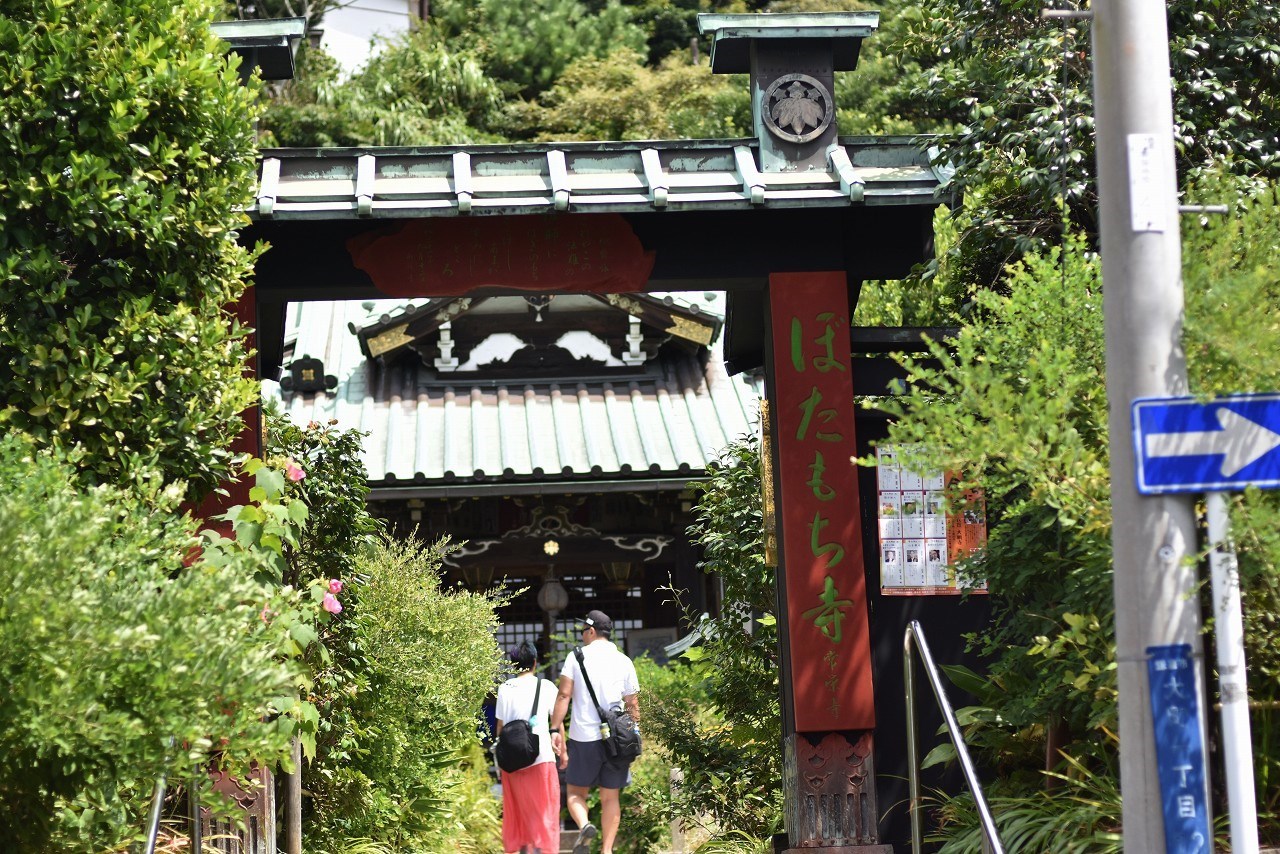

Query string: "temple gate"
[225, 13, 991, 851]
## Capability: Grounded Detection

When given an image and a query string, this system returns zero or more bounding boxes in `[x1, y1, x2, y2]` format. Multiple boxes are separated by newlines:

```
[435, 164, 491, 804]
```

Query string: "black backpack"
[495, 676, 542, 773]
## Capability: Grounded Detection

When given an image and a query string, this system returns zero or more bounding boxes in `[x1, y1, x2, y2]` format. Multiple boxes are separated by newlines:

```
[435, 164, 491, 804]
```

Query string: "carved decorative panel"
[783, 732, 884, 849]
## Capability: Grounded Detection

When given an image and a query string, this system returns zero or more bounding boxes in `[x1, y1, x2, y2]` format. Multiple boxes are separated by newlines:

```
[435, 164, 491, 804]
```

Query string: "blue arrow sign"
[1133, 394, 1280, 494]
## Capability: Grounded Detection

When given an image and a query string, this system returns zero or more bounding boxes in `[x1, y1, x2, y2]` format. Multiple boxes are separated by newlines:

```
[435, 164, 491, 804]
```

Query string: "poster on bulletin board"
[876, 445, 988, 596]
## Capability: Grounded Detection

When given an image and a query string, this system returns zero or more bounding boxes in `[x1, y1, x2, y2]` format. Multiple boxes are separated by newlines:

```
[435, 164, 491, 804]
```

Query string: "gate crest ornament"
[764, 74, 834, 144]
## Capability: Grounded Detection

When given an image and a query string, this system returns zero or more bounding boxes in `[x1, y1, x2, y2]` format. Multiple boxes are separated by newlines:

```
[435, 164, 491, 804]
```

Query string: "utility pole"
[1092, 1, 1210, 851]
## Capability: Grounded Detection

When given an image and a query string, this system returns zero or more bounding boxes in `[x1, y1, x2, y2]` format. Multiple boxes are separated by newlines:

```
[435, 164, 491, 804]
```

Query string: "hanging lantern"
[537, 573, 569, 616]
[461, 565, 495, 591]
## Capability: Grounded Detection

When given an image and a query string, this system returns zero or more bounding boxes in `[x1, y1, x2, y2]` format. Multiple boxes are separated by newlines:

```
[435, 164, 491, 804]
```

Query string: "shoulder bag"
[495, 676, 542, 773]
[574, 647, 641, 761]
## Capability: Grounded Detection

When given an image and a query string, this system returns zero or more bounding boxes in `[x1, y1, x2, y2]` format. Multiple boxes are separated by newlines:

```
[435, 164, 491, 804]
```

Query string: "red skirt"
[501, 760, 561, 854]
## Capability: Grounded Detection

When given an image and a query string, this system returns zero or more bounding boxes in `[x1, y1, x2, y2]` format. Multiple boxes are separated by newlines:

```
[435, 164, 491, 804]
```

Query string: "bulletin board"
[875, 445, 988, 596]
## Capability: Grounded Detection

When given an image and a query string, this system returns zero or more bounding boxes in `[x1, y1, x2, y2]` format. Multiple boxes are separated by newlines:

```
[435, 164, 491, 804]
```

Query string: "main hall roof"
[270, 298, 760, 498]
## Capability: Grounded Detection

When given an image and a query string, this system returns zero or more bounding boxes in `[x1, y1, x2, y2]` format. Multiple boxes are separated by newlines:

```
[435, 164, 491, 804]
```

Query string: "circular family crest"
[762, 73, 834, 144]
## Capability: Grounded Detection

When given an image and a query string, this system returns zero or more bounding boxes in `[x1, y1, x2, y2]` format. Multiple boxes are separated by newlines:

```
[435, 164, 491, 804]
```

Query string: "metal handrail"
[904, 619, 1004, 854]
[142, 770, 166, 854]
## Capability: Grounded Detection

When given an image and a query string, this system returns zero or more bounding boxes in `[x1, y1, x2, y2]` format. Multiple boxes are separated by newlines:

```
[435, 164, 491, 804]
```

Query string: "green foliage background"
[876, 179, 1280, 846]
[257, 0, 940, 148]
[898, 0, 1280, 289]
[0, 0, 262, 496]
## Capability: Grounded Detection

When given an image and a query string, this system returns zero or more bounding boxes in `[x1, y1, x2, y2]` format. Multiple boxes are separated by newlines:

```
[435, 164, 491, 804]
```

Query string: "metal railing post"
[904, 620, 1004, 854]
[142, 772, 166, 854]
[190, 773, 203, 853]
[904, 626, 923, 854]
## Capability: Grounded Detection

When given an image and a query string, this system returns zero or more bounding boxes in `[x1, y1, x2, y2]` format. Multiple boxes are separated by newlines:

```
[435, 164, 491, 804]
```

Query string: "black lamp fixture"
[461, 565, 495, 591]
[211, 17, 307, 82]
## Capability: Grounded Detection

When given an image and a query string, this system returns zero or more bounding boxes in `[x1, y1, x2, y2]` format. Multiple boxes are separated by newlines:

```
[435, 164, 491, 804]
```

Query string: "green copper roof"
[697, 12, 880, 73]
[270, 298, 760, 496]
[251, 137, 948, 220]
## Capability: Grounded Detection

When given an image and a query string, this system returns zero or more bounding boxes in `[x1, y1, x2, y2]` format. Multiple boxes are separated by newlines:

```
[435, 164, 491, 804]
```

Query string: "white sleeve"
[621, 658, 640, 696]
[560, 649, 580, 683]
[538, 679, 557, 722]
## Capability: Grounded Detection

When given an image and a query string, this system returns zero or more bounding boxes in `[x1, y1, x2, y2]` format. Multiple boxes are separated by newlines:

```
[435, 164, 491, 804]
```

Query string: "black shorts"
[565, 738, 631, 790]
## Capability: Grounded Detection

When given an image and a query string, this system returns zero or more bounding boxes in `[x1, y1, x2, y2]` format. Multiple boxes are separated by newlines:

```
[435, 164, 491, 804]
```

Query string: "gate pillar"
[766, 272, 888, 852]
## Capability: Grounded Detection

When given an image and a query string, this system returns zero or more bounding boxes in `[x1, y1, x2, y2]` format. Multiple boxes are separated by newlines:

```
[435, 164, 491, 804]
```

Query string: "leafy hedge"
[625, 438, 782, 849]
[0, 0, 261, 495]
[303, 535, 507, 852]
[0, 435, 305, 852]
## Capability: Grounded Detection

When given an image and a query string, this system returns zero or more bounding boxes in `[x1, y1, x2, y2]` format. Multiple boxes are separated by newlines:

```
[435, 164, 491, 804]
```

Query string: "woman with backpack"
[495, 641, 561, 854]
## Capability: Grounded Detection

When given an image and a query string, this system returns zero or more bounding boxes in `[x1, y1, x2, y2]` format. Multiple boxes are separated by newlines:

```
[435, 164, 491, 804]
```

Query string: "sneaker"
[571, 822, 598, 854]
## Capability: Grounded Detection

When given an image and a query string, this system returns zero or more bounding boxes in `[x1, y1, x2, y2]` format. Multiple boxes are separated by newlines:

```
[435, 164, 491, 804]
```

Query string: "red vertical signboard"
[770, 272, 875, 732]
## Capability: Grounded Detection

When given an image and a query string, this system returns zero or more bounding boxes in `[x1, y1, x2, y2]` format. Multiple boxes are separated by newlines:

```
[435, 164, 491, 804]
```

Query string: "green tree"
[256, 44, 368, 147]
[895, 0, 1280, 288]
[433, 0, 647, 99]
[877, 234, 1115, 760]
[303, 535, 508, 852]
[260, 26, 506, 147]
[0, 0, 262, 496]
[877, 177, 1280, 846]
[259, 0, 937, 149]
[523, 48, 750, 141]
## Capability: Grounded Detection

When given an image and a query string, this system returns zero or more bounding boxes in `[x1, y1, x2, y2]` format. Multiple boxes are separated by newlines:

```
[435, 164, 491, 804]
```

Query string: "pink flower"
[285, 460, 306, 482]
[322, 592, 343, 615]
[260, 605, 274, 623]
[328, 578, 344, 594]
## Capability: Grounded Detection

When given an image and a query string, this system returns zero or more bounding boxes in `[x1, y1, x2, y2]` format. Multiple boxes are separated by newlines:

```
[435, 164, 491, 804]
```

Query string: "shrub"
[623, 439, 782, 847]
[0, 435, 304, 852]
[303, 535, 507, 852]
[878, 234, 1116, 769]
[881, 176, 1280, 845]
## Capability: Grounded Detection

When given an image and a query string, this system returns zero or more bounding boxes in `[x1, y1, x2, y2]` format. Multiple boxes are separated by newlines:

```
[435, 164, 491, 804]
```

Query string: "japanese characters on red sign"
[346, 214, 656, 297]
[769, 272, 874, 732]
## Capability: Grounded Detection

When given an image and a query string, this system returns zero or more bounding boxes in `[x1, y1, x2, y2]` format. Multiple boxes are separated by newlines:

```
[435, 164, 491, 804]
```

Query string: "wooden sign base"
[782, 731, 882, 848]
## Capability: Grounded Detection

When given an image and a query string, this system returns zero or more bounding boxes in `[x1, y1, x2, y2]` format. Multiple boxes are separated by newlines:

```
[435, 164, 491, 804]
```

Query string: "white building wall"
[320, 0, 414, 75]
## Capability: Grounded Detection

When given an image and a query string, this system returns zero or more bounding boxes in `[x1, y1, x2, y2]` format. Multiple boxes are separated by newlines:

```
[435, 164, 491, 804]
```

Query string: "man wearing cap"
[549, 610, 640, 854]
